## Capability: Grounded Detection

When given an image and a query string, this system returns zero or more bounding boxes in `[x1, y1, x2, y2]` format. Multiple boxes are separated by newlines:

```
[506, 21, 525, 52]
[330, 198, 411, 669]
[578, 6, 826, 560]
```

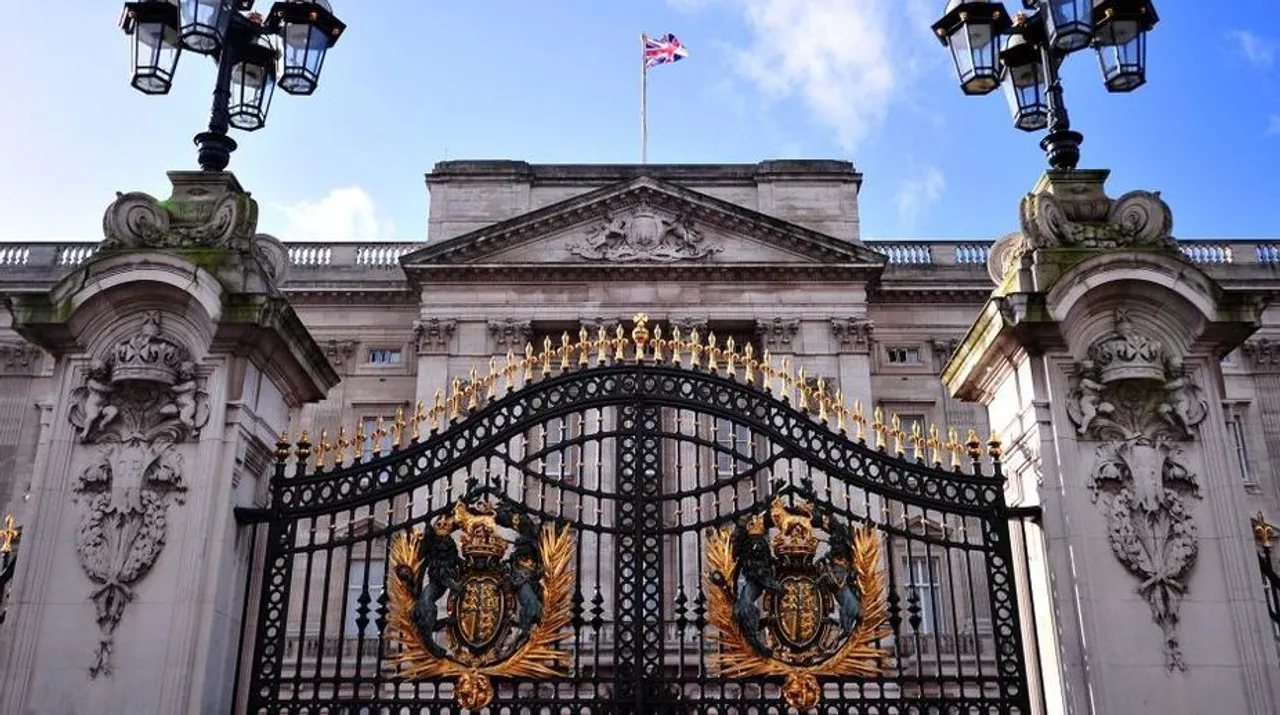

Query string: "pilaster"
[944, 169, 1280, 715]
[0, 171, 336, 715]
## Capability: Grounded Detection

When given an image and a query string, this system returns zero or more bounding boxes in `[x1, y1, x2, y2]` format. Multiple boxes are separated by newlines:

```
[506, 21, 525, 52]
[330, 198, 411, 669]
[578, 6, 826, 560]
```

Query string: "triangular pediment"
[401, 177, 886, 271]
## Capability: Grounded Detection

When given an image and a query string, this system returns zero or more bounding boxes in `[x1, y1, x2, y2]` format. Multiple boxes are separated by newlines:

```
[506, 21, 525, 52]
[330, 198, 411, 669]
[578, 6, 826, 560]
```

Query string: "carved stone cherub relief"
[1065, 310, 1208, 671]
[66, 312, 210, 677]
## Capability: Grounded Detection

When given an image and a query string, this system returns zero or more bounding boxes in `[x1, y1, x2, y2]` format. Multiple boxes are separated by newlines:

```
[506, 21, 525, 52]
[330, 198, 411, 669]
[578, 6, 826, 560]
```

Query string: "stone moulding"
[1065, 310, 1208, 671]
[66, 311, 210, 677]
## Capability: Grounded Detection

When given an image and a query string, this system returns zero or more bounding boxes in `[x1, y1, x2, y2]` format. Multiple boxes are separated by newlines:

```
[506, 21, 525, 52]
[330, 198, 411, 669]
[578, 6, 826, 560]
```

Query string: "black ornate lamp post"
[932, 1, 1158, 170]
[120, 1, 346, 172]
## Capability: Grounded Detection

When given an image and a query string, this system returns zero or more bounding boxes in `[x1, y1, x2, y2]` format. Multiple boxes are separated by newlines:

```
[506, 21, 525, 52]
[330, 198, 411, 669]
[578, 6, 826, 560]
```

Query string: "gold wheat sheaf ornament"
[704, 496, 890, 710]
[385, 499, 575, 709]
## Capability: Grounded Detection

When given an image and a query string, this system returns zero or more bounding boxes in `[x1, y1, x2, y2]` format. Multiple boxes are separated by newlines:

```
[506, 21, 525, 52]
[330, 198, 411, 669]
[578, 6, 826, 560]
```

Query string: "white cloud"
[673, 0, 933, 149]
[894, 164, 945, 232]
[1228, 30, 1275, 68]
[275, 187, 395, 242]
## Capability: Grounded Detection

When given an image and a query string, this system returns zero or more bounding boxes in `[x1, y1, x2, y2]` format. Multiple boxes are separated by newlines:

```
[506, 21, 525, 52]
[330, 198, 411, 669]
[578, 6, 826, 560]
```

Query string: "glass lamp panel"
[1046, 0, 1094, 52]
[1096, 27, 1147, 92]
[228, 56, 277, 131]
[279, 22, 328, 94]
[129, 16, 182, 94]
[948, 21, 1000, 95]
[178, 0, 230, 54]
[1001, 64, 1048, 131]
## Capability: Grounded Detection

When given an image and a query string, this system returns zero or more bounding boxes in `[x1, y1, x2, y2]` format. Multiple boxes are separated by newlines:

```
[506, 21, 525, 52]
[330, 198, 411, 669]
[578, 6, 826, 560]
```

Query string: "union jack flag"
[644, 33, 689, 69]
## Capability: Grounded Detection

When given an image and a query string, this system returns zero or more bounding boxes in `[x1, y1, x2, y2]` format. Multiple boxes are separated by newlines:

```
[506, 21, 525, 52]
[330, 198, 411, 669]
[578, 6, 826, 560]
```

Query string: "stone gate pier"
[945, 170, 1280, 714]
[0, 171, 336, 715]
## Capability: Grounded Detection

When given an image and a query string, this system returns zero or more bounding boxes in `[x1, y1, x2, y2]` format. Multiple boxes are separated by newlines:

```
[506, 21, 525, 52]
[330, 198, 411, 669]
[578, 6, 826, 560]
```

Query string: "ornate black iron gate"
[240, 323, 1032, 714]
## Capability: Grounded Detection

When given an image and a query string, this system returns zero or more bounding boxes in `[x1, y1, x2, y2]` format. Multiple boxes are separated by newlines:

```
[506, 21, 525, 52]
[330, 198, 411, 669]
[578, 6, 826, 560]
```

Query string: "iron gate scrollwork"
[241, 319, 1033, 714]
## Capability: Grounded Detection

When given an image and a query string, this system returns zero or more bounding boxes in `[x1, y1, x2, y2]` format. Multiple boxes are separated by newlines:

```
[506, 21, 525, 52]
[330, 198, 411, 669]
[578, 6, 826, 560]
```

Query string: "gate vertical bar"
[981, 451, 1033, 712]
[246, 434, 307, 712]
[613, 396, 664, 710]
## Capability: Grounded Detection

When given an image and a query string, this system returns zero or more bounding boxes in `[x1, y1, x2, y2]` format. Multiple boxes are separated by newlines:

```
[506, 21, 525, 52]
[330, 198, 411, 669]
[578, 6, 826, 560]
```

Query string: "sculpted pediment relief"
[401, 177, 884, 269]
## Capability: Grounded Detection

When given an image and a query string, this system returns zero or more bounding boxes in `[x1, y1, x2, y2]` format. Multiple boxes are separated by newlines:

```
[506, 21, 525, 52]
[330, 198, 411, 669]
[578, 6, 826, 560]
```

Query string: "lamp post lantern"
[931, 0, 1159, 170]
[120, 0, 346, 172]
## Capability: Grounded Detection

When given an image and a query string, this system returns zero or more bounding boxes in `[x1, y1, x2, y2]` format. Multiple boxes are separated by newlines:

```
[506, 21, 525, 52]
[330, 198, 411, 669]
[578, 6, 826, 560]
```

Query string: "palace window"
[904, 555, 943, 634]
[714, 419, 752, 477]
[886, 346, 921, 365]
[1226, 413, 1254, 485]
[367, 348, 402, 365]
[344, 559, 386, 638]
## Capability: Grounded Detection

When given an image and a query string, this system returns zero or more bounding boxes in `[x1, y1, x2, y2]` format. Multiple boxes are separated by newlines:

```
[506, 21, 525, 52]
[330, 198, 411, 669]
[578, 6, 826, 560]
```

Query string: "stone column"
[943, 170, 1280, 714]
[830, 316, 874, 407]
[0, 171, 337, 715]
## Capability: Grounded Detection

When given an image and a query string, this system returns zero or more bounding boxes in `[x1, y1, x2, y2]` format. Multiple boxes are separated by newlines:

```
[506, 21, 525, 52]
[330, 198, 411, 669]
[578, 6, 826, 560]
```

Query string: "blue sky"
[0, 1, 1277, 242]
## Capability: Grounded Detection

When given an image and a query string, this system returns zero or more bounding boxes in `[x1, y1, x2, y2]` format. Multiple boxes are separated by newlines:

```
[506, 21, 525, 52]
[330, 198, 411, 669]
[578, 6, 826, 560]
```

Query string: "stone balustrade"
[0, 240, 1276, 287]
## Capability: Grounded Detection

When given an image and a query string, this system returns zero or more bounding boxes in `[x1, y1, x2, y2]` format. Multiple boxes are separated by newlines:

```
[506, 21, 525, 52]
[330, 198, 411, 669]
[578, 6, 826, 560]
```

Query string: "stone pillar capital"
[414, 318, 457, 355]
[756, 317, 799, 353]
[831, 317, 874, 354]
[488, 319, 531, 353]
[0, 341, 44, 377]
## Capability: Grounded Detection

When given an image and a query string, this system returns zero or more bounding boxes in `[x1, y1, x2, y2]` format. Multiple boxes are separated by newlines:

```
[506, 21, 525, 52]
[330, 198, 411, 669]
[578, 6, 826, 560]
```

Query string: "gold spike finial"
[948, 426, 963, 469]
[431, 390, 444, 432]
[671, 326, 683, 366]
[393, 406, 406, 448]
[928, 423, 942, 466]
[987, 428, 1003, 461]
[467, 366, 480, 411]
[412, 401, 425, 442]
[1253, 511, 1277, 549]
[966, 428, 983, 462]
[706, 332, 719, 372]
[578, 326, 591, 367]
[372, 416, 387, 456]
[315, 429, 331, 470]
[596, 325, 609, 365]
[689, 328, 702, 367]
[632, 313, 649, 361]
[852, 399, 866, 442]
[910, 421, 923, 462]
[833, 389, 846, 433]
[872, 407, 886, 450]
[614, 324, 627, 361]
[652, 324, 665, 363]
[524, 342, 535, 383]
[724, 336, 737, 377]
[891, 413, 904, 456]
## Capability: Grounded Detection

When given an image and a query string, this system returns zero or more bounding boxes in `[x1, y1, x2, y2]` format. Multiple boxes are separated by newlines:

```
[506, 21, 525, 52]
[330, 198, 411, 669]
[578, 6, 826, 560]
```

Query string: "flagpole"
[641, 33, 648, 164]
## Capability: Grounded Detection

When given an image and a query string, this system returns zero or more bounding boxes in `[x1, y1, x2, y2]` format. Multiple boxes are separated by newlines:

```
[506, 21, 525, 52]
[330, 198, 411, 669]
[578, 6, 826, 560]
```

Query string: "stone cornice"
[404, 263, 882, 283]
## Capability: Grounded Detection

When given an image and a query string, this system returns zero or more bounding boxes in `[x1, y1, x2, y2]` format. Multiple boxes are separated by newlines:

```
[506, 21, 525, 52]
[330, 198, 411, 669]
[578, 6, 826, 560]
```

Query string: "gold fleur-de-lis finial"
[1253, 511, 1277, 549]
[0, 514, 20, 553]
[632, 313, 650, 360]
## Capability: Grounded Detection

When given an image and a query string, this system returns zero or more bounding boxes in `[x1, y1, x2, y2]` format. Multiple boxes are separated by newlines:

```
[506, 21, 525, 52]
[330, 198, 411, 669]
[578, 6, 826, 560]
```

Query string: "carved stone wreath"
[1065, 310, 1207, 671]
[67, 311, 209, 677]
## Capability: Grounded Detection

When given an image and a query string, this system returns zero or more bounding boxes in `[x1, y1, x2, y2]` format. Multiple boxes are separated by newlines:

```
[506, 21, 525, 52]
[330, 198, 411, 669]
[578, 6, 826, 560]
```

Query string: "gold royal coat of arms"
[705, 485, 890, 710]
[385, 492, 575, 709]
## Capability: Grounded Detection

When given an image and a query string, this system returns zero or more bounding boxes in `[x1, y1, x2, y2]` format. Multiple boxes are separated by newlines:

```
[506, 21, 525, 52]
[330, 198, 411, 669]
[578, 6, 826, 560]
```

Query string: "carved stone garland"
[67, 311, 210, 677]
[1065, 310, 1207, 671]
